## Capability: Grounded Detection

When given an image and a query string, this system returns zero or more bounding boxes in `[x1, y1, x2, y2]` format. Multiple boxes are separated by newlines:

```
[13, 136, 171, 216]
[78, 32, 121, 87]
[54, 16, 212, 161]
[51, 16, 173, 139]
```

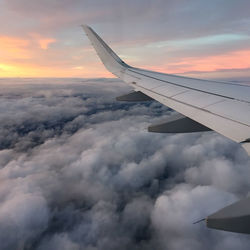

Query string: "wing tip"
[81, 24, 91, 32]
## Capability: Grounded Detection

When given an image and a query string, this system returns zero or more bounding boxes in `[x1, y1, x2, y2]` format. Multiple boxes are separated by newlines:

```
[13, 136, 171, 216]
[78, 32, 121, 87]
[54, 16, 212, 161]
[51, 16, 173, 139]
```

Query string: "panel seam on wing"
[135, 84, 250, 128]
[128, 68, 250, 103]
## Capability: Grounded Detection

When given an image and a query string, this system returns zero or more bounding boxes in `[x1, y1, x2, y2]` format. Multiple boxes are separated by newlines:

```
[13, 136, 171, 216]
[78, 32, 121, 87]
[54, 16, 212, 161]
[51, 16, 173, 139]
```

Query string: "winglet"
[81, 25, 129, 77]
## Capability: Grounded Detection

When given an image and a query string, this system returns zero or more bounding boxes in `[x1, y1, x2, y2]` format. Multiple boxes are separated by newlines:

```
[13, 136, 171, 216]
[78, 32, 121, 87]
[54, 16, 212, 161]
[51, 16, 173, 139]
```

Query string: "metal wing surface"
[82, 25, 250, 155]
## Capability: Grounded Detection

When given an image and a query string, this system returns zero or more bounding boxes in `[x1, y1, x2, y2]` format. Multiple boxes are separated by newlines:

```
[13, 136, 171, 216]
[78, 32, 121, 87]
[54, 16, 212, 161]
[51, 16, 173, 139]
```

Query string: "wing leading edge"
[82, 25, 250, 155]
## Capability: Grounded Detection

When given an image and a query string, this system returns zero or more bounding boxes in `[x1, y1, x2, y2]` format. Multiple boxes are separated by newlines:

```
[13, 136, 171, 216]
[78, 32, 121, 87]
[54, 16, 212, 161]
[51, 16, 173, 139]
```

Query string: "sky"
[1, 0, 250, 79]
[1, 78, 250, 250]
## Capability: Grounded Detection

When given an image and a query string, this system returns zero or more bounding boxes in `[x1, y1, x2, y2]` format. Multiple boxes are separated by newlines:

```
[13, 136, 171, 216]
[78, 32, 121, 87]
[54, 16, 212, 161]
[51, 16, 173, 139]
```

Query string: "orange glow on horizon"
[1, 33, 250, 78]
[150, 49, 250, 75]
[0, 35, 114, 78]
[0, 62, 113, 78]
[0, 36, 31, 60]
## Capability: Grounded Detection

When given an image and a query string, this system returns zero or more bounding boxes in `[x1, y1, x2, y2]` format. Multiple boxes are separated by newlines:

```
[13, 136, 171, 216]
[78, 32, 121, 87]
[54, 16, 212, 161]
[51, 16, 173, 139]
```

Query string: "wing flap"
[148, 113, 211, 133]
[116, 91, 153, 102]
[206, 197, 250, 234]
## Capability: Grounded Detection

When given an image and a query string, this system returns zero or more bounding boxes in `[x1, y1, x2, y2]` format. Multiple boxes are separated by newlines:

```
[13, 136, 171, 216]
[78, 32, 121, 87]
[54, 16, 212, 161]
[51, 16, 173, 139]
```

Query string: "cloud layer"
[0, 78, 250, 249]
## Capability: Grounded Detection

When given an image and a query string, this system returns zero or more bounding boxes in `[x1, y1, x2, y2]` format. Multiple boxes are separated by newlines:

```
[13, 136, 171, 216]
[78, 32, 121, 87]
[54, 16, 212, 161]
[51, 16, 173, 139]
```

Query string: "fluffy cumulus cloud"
[0, 78, 250, 249]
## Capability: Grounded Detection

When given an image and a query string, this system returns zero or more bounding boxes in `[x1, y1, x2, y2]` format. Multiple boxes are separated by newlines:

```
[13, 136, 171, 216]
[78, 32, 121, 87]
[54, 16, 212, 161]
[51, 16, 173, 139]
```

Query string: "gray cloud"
[0, 78, 250, 249]
[2, 0, 250, 43]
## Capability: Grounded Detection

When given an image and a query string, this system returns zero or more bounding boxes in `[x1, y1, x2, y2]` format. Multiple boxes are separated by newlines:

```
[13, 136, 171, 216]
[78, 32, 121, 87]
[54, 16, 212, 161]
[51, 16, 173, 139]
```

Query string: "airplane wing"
[82, 25, 250, 155]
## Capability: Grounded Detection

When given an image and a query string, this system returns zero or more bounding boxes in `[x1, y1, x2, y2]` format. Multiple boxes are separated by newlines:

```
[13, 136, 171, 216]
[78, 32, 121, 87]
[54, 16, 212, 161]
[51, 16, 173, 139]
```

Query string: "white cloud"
[0, 78, 249, 249]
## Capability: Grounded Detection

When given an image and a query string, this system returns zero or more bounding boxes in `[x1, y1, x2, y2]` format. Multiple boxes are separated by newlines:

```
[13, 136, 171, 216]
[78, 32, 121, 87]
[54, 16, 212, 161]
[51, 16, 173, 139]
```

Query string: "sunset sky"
[1, 0, 250, 79]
